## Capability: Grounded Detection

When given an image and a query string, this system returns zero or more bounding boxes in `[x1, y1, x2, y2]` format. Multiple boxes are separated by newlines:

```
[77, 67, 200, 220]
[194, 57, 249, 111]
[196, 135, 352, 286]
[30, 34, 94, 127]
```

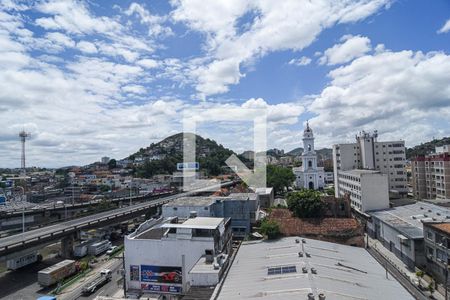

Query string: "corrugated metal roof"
[370, 202, 450, 239]
[217, 237, 413, 300]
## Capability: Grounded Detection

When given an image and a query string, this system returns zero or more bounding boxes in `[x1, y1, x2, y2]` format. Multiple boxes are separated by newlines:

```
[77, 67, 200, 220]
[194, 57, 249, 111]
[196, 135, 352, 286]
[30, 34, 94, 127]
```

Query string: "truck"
[38, 259, 77, 287]
[73, 240, 96, 258]
[81, 269, 112, 295]
[88, 240, 111, 256]
[7, 252, 42, 270]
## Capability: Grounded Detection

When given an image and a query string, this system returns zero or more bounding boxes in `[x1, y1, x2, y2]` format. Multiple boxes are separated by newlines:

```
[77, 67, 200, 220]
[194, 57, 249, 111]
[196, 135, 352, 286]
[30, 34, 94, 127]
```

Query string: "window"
[267, 265, 297, 276]
[437, 249, 446, 261]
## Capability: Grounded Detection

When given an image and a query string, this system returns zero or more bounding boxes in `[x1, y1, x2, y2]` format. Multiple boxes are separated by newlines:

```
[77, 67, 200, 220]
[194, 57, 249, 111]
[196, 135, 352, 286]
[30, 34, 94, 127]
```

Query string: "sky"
[0, 0, 450, 168]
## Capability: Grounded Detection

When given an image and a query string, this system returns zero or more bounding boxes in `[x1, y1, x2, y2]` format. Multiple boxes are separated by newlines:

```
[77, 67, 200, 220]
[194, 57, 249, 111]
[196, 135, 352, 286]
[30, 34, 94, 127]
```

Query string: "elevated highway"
[0, 181, 235, 259]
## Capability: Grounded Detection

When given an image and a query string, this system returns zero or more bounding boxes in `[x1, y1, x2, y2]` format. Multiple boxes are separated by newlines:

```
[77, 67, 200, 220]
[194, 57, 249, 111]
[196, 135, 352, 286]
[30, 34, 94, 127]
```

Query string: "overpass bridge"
[0, 181, 236, 260]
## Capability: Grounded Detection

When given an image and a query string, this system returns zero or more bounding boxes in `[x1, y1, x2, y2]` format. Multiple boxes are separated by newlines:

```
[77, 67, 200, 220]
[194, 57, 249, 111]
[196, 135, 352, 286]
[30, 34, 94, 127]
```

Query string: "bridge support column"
[61, 234, 75, 258]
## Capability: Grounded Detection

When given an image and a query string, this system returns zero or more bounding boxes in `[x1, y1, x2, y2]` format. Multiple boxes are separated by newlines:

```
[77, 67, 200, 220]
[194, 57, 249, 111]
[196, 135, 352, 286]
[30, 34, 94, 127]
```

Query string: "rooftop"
[180, 217, 224, 228]
[163, 196, 215, 207]
[217, 237, 413, 300]
[428, 222, 450, 235]
[339, 169, 382, 176]
[131, 217, 225, 239]
[369, 202, 450, 239]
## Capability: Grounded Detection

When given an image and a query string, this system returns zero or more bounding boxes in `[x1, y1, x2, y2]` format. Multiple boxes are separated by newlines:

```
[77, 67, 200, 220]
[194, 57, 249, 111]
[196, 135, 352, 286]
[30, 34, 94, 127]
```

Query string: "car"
[106, 246, 118, 255]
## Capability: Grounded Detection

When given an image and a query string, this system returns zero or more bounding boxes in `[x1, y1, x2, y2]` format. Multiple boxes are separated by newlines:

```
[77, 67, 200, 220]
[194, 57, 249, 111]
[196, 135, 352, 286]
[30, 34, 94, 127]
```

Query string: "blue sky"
[0, 0, 449, 167]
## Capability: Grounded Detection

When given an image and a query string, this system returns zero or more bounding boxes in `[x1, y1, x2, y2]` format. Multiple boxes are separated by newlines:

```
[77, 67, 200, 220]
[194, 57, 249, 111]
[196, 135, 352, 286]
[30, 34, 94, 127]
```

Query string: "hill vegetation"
[406, 137, 450, 159]
[130, 133, 235, 178]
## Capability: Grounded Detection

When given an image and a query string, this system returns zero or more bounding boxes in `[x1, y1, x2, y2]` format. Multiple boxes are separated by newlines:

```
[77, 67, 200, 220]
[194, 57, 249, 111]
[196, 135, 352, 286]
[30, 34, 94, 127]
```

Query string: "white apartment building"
[333, 130, 407, 198]
[336, 169, 389, 213]
[125, 217, 232, 297]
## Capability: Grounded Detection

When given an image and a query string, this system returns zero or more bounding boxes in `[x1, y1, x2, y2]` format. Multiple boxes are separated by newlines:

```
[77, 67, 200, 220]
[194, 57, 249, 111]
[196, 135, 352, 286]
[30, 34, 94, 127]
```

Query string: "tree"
[416, 271, 424, 288]
[108, 159, 117, 169]
[267, 165, 295, 194]
[287, 189, 326, 218]
[260, 219, 281, 240]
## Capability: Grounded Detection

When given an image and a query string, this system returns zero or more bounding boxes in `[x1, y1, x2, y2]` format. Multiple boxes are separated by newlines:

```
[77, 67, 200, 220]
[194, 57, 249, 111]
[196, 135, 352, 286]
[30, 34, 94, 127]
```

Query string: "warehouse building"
[368, 202, 450, 269]
[215, 237, 413, 299]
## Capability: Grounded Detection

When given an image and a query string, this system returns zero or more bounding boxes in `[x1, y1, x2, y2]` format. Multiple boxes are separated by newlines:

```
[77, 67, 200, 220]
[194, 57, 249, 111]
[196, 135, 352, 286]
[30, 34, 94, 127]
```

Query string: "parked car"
[106, 245, 118, 255]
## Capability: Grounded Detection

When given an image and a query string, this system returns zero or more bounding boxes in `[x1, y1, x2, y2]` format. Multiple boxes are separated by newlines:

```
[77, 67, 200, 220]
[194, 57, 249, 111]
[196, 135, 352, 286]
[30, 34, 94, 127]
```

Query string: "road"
[367, 246, 428, 300]
[0, 181, 232, 256]
[60, 256, 124, 300]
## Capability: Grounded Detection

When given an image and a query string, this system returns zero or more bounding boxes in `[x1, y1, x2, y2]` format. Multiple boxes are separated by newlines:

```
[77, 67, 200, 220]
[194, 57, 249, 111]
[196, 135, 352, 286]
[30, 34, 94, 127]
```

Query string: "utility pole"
[122, 251, 127, 298]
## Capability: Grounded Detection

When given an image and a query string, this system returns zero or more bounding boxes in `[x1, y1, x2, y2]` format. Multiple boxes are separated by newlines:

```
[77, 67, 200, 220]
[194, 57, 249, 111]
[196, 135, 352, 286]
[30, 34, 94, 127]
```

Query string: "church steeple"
[303, 121, 315, 153]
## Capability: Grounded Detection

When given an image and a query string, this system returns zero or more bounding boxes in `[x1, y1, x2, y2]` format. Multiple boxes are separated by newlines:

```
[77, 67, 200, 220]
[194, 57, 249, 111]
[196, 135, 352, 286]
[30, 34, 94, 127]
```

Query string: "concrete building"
[162, 193, 260, 238]
[255, 187, 274, 208]
[293, 122, 325, 190]
[412, 145, 450, 200]
[324, 171, 334, 184]
[367, 202, 450, 269]
[216, 236, 413, 300]
[125, 216, 232, 297]
[333, 130, 408, 198]
[101, 156, 110, 164]
[335, 169, 389, 213]
[423, 222, 450, 284]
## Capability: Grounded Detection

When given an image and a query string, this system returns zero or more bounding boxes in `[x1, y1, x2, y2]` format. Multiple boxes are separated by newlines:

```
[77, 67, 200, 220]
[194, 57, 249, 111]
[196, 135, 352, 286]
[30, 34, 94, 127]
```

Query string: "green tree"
[108, 159, 117, 169]
[287, 189, 326, 218]
[260, 218, 281, 240]
[267, 165, 295, 194]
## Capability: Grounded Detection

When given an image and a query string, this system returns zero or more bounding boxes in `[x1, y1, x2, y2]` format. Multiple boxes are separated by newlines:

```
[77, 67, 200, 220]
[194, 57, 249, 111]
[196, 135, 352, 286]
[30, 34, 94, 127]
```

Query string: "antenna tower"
[19, 130, 30, 176]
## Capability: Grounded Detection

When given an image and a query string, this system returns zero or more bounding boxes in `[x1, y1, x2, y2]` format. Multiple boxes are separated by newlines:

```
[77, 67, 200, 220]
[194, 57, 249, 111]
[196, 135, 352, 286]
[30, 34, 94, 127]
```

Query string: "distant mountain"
[286, 147, 303, 156]
[286, 147, 332, 161]
[406, 137, 450, 159]
[128, 133, 235, 177]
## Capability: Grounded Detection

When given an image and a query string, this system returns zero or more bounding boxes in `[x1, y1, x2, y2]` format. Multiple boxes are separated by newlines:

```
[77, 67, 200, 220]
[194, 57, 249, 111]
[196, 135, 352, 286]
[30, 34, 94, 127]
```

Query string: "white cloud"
[35, 0, 121, 35]
[438, 19, 450, 34]
[309, 49, 450, 145]
[124, 2, 172, 37]
[288, 56, 312, 66]
[76, 40, 97, 53]
[46, 31, 75, 48]
[122, 84, 146, 94]
[171, 0, 392, 98]
[319, 35, 371, 65]
[137, 58, 159, 69]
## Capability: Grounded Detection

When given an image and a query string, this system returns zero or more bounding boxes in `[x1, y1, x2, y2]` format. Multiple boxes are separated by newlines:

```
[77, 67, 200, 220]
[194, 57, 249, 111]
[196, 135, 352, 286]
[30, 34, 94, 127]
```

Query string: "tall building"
[412, 145, 450, 200]
[293, 122, 325, 190]
[333, 130, 407, 198]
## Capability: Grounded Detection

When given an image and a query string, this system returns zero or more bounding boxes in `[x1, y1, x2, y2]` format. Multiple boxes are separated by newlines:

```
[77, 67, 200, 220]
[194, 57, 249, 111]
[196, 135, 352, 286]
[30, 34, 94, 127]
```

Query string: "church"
[293, 122, 325, 190]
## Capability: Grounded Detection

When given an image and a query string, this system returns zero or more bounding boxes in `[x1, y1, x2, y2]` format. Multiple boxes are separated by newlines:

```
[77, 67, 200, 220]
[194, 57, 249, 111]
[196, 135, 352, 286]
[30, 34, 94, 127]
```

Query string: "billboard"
[140, 265, 182, 284]
[177, 162, 199, 171]
[141, 283, 182, 294]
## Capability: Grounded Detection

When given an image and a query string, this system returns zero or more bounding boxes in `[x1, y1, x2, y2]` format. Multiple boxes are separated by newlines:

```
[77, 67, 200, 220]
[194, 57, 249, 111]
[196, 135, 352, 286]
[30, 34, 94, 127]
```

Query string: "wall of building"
[361, 174, 389, 212]
[162, 204, 212, 219]
[125, 237, 215, 291]
[369, 218, 416, 269]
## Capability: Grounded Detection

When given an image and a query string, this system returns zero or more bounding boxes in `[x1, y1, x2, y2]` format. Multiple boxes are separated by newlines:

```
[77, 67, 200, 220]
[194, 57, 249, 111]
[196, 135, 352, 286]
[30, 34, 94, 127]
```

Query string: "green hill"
[129, 133, 235, 178]
[406, 137, 450, 159]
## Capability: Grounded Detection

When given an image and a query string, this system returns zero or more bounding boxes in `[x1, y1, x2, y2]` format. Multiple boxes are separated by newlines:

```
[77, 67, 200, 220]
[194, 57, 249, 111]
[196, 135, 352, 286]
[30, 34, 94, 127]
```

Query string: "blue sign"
[141, 283, 182, 294]
[0, 195, 6, 205]
[177, 162, 199, 171]
[140, 265, 182, 284]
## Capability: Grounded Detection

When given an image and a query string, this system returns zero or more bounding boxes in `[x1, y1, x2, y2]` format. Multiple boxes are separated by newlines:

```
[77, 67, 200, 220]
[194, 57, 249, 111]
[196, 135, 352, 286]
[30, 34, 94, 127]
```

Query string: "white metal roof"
[217, 237, 414, 300]
[160, 217, 224, 229]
